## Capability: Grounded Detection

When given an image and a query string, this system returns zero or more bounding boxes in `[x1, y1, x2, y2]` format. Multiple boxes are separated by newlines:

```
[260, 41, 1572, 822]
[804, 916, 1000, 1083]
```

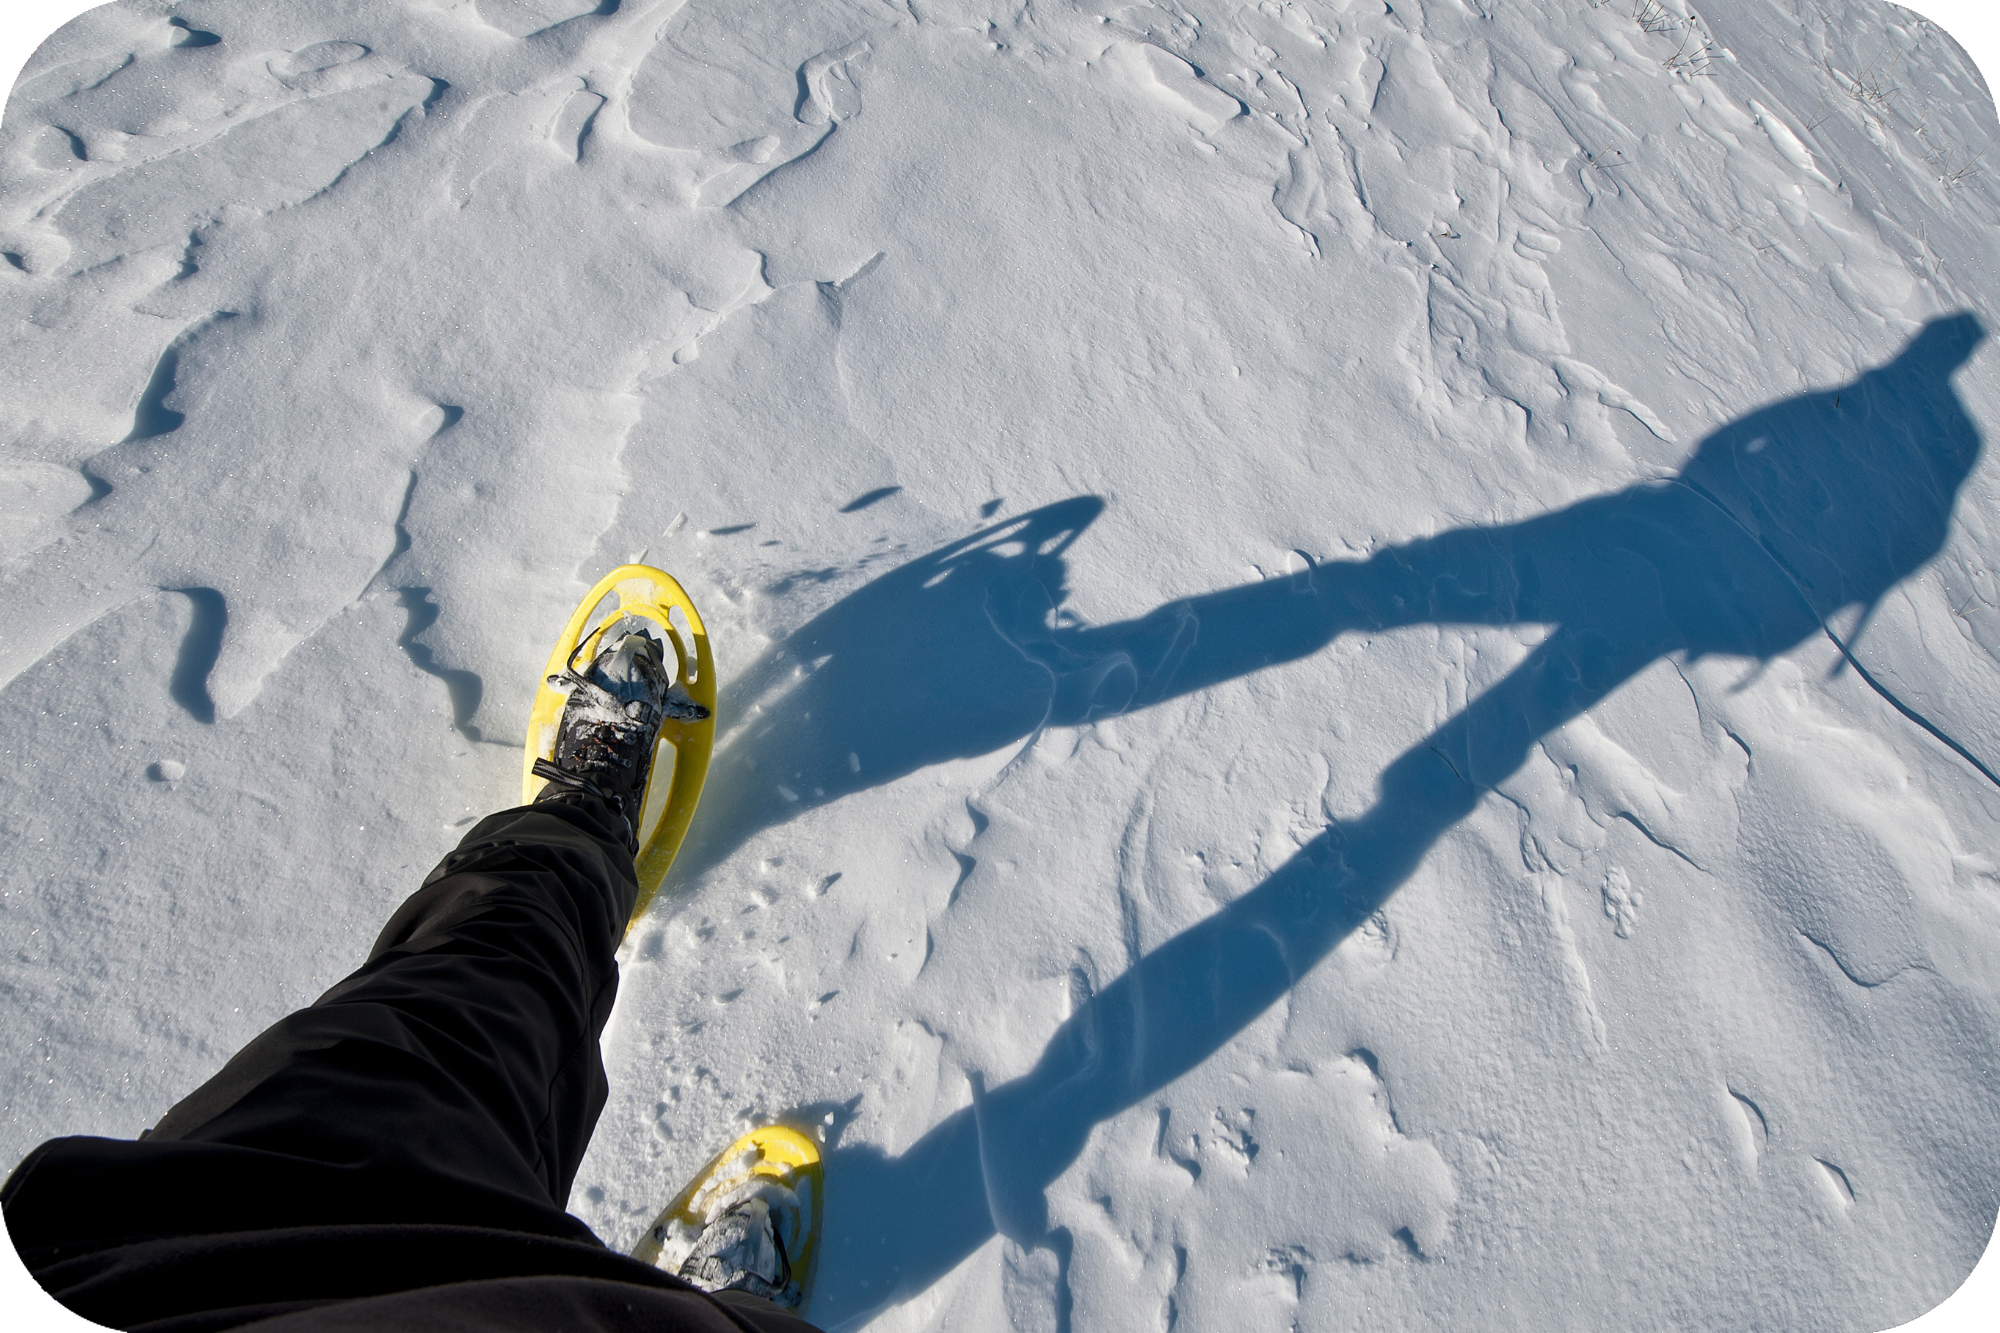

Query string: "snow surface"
[4, 1, 2000, 1331]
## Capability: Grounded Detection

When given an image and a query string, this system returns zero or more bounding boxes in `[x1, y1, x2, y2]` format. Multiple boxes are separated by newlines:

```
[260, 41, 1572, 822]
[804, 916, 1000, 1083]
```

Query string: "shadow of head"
[1467, 312, 1996, 668]
[1678, 312, 1986, 625]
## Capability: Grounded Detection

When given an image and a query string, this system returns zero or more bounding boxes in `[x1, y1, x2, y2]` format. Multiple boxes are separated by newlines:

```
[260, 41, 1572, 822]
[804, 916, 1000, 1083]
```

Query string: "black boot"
[533, 618, 709, 838]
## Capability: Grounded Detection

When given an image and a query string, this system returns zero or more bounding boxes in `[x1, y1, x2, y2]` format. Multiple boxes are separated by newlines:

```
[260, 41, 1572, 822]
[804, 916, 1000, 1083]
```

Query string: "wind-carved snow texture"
[0, 0, 789, 729]
[5, 2, 2000, 1332]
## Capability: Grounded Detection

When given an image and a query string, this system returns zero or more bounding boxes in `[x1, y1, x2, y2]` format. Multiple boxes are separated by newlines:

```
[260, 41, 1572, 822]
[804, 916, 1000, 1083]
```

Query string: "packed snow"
[4, 1, 2000, 1330]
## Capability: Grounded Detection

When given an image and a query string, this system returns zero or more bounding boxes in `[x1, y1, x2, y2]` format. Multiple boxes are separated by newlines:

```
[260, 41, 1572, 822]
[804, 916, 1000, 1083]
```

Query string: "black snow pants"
[2, 794, 820, 1333]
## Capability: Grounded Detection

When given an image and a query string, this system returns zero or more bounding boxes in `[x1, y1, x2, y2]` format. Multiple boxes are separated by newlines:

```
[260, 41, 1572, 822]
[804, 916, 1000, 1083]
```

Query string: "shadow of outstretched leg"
[670, 499, 1106, 884]
[811, 624, 1657, 1324]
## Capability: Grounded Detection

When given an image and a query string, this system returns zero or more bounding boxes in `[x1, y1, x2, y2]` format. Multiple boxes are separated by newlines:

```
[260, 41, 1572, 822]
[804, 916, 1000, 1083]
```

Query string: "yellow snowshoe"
[523, 565, 716, 926]
[632, 1125, 824, 1314]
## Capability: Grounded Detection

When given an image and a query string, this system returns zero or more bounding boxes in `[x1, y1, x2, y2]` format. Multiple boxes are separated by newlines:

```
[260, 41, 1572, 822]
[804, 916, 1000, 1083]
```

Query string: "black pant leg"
[7, 794, 638, 1251]
[151, 793, 637, 1220]
[2, 794, 835, 1332]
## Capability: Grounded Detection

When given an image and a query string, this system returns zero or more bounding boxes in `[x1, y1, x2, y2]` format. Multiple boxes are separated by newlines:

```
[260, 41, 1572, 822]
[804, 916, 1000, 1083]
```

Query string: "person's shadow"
[676, 314, 1987, 1325]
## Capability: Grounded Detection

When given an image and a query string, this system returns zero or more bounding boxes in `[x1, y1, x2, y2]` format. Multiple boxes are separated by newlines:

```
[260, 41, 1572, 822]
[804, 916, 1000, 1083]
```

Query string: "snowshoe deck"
[523, 564, 716, 927]
[632, 1124, 824, 1314]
